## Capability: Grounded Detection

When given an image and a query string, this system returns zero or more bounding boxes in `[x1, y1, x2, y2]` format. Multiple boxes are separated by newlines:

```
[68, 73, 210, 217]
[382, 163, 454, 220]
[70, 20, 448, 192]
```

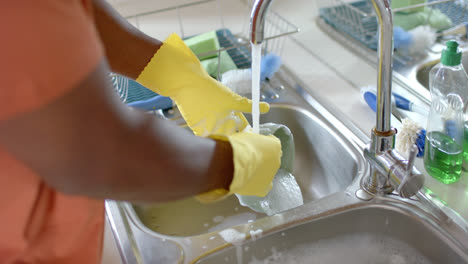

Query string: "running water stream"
[251, 43, 262, 133]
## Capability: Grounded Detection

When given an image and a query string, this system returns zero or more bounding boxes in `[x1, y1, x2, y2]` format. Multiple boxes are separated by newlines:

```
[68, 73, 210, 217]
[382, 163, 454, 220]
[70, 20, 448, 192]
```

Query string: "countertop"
[101, 0, 468, 263]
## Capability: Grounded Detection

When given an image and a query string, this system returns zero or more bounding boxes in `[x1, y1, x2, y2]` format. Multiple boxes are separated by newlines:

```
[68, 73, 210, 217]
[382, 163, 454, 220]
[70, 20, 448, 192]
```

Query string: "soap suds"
[247, 233, 432, 264]
[219, 229, 246, 246]
[249, 229, 263, 241]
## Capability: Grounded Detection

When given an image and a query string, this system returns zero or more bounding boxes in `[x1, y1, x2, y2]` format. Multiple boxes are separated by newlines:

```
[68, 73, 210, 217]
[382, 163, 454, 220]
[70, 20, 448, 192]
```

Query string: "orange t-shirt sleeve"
[0, 0, 103, 121]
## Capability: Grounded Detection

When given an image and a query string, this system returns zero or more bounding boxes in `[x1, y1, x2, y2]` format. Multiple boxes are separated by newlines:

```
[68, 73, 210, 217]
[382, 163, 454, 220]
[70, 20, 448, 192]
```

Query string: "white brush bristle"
[408, 26, 436, 55]
[221, 69, 252, 96]
[396, 118, 423, 158]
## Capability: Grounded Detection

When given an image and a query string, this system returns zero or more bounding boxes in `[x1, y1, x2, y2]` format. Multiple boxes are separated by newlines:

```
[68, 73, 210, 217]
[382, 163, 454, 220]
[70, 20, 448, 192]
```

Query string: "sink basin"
[107, 66, 468, 264]
[196, 205, 468, 264]
[416, 52, 468, 90]
[129, 103, 364, 237]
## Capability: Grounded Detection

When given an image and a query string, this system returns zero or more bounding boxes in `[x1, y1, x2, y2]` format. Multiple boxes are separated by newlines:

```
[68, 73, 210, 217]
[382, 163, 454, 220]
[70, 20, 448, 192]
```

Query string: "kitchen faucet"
[250, 0, 424, 198]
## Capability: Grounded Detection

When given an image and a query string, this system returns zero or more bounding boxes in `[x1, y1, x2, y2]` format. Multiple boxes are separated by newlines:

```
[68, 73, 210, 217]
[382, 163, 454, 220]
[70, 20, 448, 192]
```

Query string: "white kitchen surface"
[101, 0, 468, 263]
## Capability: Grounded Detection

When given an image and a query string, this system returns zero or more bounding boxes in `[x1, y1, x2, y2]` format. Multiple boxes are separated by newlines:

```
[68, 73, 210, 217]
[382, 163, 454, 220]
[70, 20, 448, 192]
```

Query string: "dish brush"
[221, 53, 282, 96]
[394, 25, 437, 56]
[361, 86, 426, 157]
[396, 118, 426, 158]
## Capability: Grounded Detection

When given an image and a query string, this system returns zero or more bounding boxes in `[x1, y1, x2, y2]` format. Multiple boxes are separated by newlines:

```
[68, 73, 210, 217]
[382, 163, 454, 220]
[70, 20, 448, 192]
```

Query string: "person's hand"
[197, 130, 282, 202]
[136, 33, 269, 136]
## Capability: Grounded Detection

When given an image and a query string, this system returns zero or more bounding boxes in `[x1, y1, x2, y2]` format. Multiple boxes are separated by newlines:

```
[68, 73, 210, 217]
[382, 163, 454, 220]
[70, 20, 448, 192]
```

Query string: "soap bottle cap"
[441, 40, 462, 66]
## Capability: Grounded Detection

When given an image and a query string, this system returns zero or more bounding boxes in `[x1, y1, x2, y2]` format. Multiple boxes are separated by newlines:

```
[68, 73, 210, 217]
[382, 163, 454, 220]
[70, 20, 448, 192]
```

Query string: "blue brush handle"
[392, 92, 411, 111]
[363, 91, 378, 112]
[127, 95, 173, 111]
[364, 88, 420, 113]
[364, 90, 411, 112]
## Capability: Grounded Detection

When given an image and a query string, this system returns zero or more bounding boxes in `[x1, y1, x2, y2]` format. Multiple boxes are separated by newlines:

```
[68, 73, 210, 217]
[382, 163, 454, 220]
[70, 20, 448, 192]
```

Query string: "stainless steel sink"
[126, 83, 365, 237]
[416, 52, 468, 90]
[105, 67, 468, 264]
[246, 105, 361, 202]
[196, 204, 468, 264]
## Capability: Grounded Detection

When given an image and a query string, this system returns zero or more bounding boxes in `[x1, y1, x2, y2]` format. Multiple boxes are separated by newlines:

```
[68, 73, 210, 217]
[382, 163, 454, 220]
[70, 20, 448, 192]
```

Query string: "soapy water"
[219, 228, 263, 264]
[209, 213, 259, 233]
[246, 233, 432, 264]
[251, 43, 262, 134]
[219, 228, 247, 264]
[249, 229, 263, 241]
[219, 229, 247, 246]
[135, 196, 263, 236]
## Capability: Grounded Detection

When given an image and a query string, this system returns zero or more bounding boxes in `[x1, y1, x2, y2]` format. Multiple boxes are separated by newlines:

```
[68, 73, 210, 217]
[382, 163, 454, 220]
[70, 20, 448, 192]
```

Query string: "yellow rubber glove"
[136, 33, 270, 136]
[196, 131, 282, 202]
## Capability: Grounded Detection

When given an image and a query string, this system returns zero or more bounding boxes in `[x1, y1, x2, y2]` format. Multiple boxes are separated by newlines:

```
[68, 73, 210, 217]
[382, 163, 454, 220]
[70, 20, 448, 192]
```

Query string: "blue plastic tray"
[319, 0, 468, 51]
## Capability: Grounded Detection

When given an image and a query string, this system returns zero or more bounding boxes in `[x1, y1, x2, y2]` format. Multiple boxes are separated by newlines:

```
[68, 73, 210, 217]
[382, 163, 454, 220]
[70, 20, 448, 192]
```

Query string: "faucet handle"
[397, 145, 424, 198]
[406, 145, 418, 173]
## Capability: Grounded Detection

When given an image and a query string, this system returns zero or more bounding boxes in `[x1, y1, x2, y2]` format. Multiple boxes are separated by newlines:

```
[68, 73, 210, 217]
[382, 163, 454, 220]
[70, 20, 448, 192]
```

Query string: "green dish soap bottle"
[424, 40, 468, 184]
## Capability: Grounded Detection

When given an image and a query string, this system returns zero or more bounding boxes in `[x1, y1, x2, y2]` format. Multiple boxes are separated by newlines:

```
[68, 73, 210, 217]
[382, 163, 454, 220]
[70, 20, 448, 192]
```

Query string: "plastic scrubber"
[201, 51, 237, 77]
[184, 31, 220, 60]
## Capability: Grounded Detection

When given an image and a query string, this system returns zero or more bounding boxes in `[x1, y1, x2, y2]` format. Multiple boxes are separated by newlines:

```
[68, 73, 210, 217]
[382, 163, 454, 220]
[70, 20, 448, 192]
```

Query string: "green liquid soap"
[463, 121, 468, 163]
[424, 131, 463, 184]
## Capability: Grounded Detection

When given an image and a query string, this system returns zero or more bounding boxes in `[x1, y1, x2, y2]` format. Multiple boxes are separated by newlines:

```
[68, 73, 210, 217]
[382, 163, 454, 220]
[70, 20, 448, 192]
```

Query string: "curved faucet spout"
[250, 0, 274, 44]
[250, 0, 394, 137]
[371, 0, 394, 134]
[249, 0, 424, 198]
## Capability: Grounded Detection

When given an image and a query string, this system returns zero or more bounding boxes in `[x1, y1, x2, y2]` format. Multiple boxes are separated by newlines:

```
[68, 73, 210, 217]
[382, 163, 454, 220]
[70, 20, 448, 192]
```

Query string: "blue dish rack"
[319, 0, 468, 51]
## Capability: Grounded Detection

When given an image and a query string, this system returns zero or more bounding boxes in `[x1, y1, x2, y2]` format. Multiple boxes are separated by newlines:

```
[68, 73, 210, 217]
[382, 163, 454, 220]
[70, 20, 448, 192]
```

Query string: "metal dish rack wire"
[318, 0, 468, 64]
[111, 0, 299, 104]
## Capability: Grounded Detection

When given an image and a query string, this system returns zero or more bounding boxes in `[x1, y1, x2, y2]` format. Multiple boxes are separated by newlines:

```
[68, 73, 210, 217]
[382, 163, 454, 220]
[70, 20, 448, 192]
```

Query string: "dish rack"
[318, 0, 468, 63]
[111, 0, 299, 104]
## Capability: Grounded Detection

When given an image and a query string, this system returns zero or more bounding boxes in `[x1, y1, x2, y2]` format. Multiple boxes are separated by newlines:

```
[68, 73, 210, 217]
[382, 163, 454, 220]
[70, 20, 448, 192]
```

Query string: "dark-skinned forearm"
[92, 0, 162, 79]
[0, 62, 233, 203]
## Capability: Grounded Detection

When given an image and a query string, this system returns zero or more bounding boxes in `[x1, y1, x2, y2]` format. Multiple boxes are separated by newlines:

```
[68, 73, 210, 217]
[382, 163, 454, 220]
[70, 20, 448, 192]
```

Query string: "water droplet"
[213, 216, 225, 223]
